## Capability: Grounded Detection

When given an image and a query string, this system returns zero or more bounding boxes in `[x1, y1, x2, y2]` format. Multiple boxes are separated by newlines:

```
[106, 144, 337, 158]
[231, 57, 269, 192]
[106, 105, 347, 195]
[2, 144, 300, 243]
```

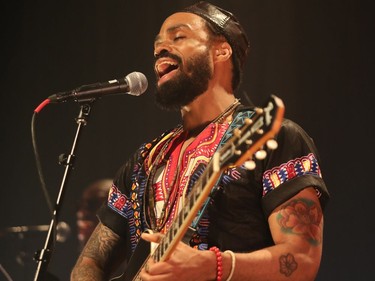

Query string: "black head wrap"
[181, 1, 250, 78]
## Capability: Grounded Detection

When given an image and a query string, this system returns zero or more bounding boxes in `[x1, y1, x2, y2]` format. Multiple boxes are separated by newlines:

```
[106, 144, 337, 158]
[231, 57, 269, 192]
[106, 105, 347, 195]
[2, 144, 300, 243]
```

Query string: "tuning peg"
[244, 160, 256, 170]
[266, 139, 278, 150]
[233, 128, 241, 137]
[255, 149, 267, 160]
[256, 129, 264, 135]
[234, 149, 242, 155]
[245, 139, 253, 145]
[244, 118, 253, 125]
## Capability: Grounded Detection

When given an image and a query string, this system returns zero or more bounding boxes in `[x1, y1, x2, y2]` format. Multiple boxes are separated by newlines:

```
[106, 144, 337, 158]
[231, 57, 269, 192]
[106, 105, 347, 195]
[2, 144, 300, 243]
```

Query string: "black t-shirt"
[98, 107, 329, 261]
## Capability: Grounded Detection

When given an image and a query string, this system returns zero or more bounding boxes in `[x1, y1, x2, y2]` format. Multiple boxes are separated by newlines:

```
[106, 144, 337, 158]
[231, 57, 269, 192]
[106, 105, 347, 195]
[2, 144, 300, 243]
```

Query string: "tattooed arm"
[222, 187, 324, 280]
[71, 222, 126, 281]
[140, 187, 324, 281]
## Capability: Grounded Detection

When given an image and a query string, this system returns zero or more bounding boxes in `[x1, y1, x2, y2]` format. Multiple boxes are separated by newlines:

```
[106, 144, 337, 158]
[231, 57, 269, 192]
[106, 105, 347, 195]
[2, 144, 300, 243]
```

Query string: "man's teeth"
[158, 61, 176, 70]
[157, 61, 178, 76]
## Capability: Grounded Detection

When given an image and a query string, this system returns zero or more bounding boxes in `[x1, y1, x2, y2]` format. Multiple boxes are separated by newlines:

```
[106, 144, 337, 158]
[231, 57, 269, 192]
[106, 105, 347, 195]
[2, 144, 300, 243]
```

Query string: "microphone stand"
[33, 101, 93, 281]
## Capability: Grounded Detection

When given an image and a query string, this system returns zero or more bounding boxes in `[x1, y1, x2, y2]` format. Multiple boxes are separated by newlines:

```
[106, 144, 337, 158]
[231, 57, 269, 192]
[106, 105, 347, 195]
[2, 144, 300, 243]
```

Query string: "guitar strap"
[183, 108, 255, 243]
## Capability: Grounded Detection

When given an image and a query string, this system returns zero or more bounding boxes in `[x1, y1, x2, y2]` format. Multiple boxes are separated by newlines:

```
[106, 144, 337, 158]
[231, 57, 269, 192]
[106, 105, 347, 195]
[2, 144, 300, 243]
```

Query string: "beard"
[155, 50, 213, 111]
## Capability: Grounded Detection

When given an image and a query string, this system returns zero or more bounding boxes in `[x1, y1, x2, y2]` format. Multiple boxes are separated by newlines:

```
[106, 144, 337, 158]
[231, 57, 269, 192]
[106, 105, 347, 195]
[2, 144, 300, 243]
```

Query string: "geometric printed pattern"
[108, 184, 130, 218]
[152, 122, 229, 233]
[262, 153, 322, 196]
[218, 110, 254, 145]
[107, 140, 157, 251]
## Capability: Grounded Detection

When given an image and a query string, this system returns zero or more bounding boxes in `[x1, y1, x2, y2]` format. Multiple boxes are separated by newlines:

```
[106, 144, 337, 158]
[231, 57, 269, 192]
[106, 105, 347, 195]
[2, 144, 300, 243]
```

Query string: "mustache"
[154, 51, 182, 65]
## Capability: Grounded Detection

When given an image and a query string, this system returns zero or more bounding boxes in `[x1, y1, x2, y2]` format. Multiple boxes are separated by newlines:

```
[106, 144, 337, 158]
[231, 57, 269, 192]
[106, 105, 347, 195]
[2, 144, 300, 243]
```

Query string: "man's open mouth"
[155, 59, 179, 79]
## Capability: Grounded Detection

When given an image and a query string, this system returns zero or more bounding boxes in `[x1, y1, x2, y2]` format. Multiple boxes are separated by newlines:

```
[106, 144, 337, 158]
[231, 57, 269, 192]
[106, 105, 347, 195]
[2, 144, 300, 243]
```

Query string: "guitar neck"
[152, 152, 221, 262]
[120, 153, 223, 281]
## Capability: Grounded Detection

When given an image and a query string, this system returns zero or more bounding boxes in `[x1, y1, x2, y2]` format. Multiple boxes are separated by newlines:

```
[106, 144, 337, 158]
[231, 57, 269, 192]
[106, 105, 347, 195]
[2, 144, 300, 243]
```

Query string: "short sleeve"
[261, 119, 329, 217]
[97, 149, 139, 237]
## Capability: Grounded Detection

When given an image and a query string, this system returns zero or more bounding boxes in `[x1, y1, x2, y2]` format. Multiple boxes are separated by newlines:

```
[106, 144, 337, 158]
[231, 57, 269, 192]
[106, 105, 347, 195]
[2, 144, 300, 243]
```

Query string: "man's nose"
[154, 40, 173, 58]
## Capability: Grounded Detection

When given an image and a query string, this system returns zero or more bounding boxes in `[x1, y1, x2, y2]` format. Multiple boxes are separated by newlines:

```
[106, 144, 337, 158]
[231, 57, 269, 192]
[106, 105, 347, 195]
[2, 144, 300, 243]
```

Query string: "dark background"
[1, 0, 374, 280]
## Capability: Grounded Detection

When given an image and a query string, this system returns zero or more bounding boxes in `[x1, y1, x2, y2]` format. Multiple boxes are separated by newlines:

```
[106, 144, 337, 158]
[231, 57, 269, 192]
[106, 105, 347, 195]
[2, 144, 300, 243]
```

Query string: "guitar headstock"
[219, 95, 285, 169]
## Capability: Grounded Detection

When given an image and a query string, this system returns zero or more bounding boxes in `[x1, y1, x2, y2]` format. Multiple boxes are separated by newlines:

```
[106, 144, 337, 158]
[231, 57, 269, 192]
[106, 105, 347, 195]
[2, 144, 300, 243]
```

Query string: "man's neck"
[180, 89, 236, 132]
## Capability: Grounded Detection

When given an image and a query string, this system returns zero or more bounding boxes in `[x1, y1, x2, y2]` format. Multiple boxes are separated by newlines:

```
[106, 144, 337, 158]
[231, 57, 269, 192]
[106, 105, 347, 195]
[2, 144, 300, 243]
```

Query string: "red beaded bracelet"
[209, 246, 223, 281]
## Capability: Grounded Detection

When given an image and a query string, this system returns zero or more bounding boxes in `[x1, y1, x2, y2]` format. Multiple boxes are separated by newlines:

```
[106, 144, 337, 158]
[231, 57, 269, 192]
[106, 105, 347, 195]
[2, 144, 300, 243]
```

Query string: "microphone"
[48, 71, 148, 103]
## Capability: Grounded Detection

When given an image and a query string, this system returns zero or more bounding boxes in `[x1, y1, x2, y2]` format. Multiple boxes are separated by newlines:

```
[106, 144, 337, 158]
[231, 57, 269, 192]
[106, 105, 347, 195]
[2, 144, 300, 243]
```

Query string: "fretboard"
[152, 152, 221, 262]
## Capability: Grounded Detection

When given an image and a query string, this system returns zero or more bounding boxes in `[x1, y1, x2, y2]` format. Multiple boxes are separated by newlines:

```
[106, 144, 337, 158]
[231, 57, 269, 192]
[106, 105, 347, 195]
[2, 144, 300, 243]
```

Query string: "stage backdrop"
[1, 0, 374, 280]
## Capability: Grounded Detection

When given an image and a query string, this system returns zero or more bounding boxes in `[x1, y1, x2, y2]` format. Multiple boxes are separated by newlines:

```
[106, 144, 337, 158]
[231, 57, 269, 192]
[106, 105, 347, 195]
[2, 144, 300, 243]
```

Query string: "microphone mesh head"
[125, 72, 148, 96]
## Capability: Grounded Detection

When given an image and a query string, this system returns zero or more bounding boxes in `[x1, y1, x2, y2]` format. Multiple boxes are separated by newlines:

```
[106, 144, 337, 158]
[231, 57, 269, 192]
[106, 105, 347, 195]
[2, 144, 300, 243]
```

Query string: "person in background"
[76, 179, 112, 251]
[71, 1, 329, 280]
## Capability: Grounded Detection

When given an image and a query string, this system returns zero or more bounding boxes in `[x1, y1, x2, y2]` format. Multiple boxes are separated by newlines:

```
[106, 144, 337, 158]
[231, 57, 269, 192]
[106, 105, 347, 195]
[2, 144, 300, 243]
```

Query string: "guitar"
[111, 95, 285, 281]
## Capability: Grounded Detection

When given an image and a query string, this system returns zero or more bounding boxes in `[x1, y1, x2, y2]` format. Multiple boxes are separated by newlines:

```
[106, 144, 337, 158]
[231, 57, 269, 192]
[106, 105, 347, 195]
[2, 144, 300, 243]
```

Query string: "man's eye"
[174, 36, 186, 41]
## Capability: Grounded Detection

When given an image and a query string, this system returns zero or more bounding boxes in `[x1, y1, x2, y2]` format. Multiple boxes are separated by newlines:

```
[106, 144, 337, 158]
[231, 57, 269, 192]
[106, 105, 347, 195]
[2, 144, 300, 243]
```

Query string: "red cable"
[34, 99, 50, 113]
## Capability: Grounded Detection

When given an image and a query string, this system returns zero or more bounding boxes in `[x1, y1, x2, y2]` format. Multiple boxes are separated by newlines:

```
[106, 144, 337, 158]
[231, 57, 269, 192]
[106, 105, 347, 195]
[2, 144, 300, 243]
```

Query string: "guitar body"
[110, 238, 150, 281]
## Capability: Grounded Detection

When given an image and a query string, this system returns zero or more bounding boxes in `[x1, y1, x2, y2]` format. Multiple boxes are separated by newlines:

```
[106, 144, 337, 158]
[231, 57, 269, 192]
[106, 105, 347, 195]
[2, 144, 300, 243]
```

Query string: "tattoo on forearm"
[277, 198, 323, 245]
[82, 224, 120, 263]
[279, 253, 298, 277]
[72, 255, 102, 280]
[72, 224, 121, 280]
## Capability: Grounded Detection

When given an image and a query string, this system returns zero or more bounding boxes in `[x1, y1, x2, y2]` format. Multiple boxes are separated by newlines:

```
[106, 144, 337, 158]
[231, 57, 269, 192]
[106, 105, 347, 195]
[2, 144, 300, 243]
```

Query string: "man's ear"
[214, 41, 232, 63]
